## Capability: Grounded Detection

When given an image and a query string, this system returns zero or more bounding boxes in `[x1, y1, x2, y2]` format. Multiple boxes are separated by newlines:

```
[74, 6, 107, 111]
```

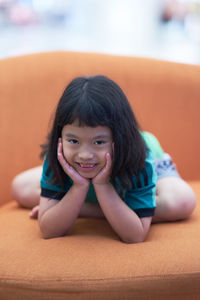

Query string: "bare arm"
[94, 182, 152, 243]
[38, 183, 89, 239]
[38, 139, 90, 239]
[92, 153, 152, 244]
[79, 202, 104, 218]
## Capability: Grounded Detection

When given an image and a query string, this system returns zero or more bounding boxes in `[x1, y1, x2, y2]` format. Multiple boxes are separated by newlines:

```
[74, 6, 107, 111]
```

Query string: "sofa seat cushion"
[0, 182, 200, 300]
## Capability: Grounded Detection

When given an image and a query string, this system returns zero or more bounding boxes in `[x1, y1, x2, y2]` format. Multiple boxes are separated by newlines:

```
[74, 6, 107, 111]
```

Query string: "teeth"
[80, 163, 95, 168]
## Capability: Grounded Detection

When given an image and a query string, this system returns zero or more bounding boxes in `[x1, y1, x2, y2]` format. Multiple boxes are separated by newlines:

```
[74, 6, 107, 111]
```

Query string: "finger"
[57, 138, 63, 156]
[56, 139, 88, 184]
[57, 139, 70, 171]
[100, 153, 112, 177]
[57, 139, 67, 166]
[59, 154, 71, 173]
[29, 205, 39, 219]
[57, 140, 80, 179]
[92, 153, 112, 185]
[105, 153, 112, 170]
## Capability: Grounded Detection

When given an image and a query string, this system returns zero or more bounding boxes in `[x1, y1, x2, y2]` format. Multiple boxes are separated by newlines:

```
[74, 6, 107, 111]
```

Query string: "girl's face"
[61, 120, 113, 179]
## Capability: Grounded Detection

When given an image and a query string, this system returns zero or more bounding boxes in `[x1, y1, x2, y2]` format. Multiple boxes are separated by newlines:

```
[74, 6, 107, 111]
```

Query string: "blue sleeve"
[124, 149, 157, 218]
[40, 157, 72, 200]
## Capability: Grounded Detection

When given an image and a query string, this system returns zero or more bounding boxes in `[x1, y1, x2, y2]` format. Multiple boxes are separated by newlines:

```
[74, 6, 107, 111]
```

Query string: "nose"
[78, 146, 94, 161]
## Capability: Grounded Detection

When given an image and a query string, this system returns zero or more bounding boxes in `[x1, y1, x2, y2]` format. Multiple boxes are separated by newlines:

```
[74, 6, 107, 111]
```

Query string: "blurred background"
[0, 0, 200, 64]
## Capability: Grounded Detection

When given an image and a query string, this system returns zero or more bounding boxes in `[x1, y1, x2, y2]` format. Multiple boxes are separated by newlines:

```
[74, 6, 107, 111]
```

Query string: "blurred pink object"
[7, 4, 39, 25]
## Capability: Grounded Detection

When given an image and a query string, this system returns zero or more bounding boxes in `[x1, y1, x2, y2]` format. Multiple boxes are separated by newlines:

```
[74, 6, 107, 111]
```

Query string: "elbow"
[39, 224, 56, 239]
[122, 237, 145, 244]
[41, 229, 57, 239]
[41, 233, 63, 239]
[41, 233, 53, 239]
[121, 233, 147, 244]
[39, 219, 67, 240]
[121, 217, 152, 244]
[40, 228, 67, 240]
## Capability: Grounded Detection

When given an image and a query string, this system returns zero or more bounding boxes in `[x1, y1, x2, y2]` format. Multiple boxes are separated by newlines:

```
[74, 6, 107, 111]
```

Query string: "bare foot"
[29, 205, 39, 219]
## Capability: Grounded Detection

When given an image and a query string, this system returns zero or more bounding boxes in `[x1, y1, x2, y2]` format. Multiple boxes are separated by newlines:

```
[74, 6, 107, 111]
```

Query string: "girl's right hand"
[57, 138, 90, 187]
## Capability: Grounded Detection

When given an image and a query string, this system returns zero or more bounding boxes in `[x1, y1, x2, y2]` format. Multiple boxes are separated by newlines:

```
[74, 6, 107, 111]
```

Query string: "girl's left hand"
[92, 153, 112, 186]
[29, 205, 39, 219]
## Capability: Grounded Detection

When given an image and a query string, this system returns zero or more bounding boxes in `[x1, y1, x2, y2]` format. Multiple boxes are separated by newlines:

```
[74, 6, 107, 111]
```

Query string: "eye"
[94, 140, 105, 145]
[68, 139, 79, 144]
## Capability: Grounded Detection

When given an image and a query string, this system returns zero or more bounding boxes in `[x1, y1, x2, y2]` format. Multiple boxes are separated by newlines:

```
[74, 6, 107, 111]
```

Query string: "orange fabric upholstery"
[0, 52, 200, 299]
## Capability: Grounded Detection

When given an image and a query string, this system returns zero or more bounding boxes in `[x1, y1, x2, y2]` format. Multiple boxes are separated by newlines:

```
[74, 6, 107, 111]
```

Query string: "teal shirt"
[40, 132, 162, 218]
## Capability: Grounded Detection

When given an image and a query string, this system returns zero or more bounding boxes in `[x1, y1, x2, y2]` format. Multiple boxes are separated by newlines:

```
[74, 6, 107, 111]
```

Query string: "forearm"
[39, 185, 89, 239]
[79, 202, 105, 218]
[93, 183, 150, 243]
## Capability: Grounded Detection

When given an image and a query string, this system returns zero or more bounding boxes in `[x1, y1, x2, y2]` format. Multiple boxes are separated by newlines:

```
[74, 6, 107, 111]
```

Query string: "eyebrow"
[65, 133, 110, 139]
[93, 135, 110, 139]
[65, 133, 79, 138]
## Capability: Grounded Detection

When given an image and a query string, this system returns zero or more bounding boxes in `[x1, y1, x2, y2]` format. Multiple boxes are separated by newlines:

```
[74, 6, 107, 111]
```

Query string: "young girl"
[11, 75, 196, 243]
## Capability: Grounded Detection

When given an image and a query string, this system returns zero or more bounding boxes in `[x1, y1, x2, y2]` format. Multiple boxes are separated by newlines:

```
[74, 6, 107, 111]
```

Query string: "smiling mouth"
[76, 163, 97, 171]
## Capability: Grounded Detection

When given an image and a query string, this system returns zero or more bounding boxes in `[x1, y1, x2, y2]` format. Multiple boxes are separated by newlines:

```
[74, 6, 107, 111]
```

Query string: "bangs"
[65, 95, 112, 128]
[44, 75, 146, 196]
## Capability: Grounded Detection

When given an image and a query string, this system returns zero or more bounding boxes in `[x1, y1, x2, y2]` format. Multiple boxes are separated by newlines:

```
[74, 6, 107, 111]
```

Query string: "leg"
[11, 166, 42, 209]
[152, 176, 196, 223]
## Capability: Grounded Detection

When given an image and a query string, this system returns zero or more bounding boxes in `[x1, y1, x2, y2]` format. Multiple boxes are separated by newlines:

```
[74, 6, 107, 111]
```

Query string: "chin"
[77, 169, 101, 179]
[80, 173, 96, 179]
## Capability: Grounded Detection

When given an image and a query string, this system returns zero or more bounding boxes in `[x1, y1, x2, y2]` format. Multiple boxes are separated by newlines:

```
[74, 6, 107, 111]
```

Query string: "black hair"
[41, 75, 147, 194]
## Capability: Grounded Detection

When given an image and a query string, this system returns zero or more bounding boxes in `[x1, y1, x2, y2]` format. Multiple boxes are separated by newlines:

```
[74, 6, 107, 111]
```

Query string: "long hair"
[41, 75, 147, 194]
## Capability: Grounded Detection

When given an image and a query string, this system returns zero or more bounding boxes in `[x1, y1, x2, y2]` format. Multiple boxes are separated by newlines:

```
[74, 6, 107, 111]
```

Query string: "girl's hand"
[92, 153, 112, 186]
[29, 205, 39, 219]
[57, 138, 90, 187]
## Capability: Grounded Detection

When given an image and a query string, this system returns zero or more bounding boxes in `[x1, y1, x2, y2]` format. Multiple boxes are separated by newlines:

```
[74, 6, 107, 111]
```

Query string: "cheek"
[98, 146, 112, 165]
[106, 143, 113, 157]
[62, 143, 73, 161]
[99, 152, 107, 165]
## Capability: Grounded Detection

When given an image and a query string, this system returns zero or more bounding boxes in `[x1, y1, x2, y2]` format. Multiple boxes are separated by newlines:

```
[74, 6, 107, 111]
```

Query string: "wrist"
[93, 181, 109, 186]
[92, 174, 111, 186]
[73, 180, 90, 190]
[93, 181, 112, 190]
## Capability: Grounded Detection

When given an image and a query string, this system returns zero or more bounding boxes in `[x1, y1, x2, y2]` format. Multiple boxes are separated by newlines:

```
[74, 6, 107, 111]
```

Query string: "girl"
[11, 75, 196, 243]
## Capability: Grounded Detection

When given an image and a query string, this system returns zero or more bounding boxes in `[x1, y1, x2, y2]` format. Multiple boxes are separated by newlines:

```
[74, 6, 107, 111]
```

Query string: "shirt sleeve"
[123, 149, 157, 218]
[40, 157, 72, 200]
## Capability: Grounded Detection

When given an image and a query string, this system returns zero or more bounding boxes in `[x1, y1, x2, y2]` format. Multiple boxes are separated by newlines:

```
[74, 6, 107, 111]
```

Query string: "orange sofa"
[0, 51, 200, 300]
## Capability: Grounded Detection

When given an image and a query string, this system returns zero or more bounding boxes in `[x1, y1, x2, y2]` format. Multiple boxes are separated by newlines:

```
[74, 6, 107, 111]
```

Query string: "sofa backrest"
[0, 51, 200, 205]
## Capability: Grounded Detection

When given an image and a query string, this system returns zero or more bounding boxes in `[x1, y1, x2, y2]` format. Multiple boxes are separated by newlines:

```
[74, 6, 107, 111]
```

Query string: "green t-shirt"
[140, 131, 164, 159]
